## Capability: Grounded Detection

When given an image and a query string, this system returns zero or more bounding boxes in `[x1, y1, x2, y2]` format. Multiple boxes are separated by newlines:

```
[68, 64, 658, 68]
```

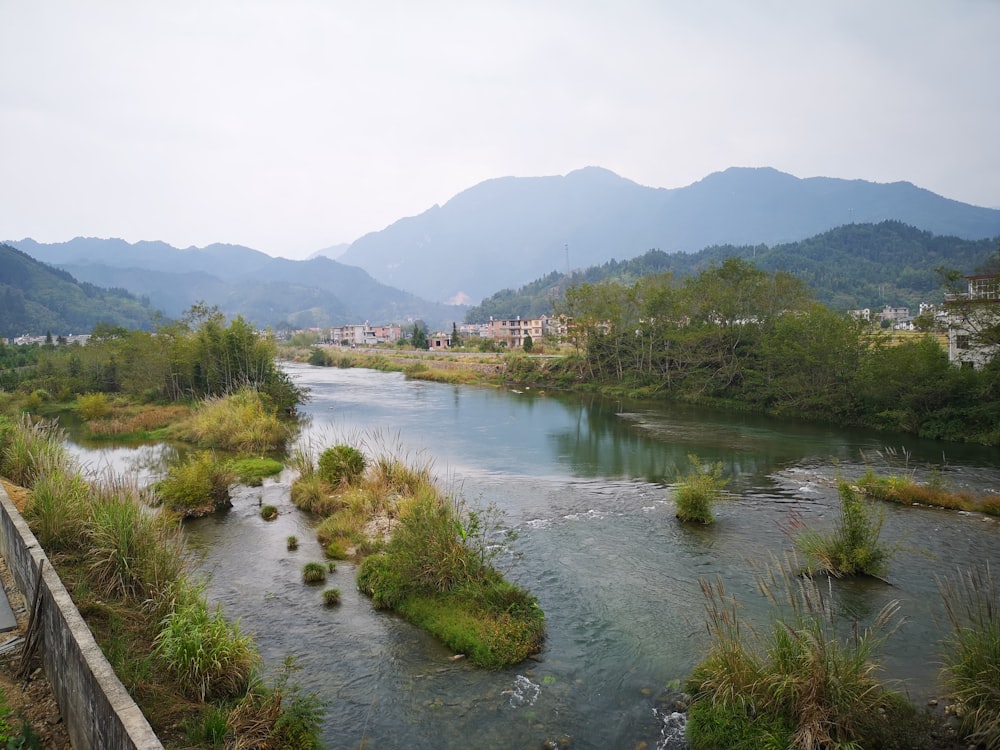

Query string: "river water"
[69, 362, 1000, 749]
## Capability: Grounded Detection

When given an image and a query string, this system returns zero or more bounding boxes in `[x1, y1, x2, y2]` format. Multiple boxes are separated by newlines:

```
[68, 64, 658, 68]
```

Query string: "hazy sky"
[2, 1, 998, 259]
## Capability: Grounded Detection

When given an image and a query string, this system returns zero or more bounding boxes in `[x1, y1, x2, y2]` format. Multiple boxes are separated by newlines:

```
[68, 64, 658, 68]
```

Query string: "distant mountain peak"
[337, 166, 1000, 303]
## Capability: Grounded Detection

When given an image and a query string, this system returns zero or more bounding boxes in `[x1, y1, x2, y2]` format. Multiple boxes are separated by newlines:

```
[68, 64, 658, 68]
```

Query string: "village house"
[485, 315, 556, 348]
[329, 323, 402, 347]
[945, 273, 1000, 370]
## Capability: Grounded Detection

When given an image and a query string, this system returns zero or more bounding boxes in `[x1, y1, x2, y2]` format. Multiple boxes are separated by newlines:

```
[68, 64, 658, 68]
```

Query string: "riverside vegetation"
[3, 273, 999, 746]
[0, 415, 323, 749]
[302, 254, 1000, 447]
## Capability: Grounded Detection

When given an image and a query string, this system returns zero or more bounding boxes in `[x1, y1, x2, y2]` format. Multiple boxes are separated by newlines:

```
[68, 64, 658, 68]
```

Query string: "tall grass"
[171, 388, 289, 453]
[859, 469, 995, 516]
[0, 414, 70, 488]
[154, 593, 259, 702]
[154, 451, 234, 516]
[687, 556, 914, 750]
[87, 479, 186, 606]
[939, 564, 1000, 749]
[22, 466, 90, 552]
[673, 454, 728, 524]
[794, 481, 891, 578]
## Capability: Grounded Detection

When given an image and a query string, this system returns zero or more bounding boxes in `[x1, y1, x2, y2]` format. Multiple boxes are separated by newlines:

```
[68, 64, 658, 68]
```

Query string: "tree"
[522, 334, 533, 353]
[451, 322, 461, 348]
[411, 323, 428, 350]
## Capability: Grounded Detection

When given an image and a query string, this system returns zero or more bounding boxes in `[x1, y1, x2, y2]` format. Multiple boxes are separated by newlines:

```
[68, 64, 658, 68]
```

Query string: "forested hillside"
[0, 243, 155, 337]
[466, 222, 999, 323]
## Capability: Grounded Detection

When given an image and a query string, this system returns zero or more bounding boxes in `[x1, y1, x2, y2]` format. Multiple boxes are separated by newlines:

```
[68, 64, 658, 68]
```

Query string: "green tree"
[451, 322, 461, 348]
[522, 333, 533, 353]
[411, 323, 428, 350]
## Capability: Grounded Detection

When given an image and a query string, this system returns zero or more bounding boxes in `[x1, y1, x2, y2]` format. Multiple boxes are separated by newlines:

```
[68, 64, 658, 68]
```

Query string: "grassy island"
[291, 442, 545, 669]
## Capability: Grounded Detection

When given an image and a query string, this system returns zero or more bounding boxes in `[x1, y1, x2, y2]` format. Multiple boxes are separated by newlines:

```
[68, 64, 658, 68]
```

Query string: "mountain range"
[7, 237, 460, 332]
[6, 166, 1000, 334]
[336, 166, 1000, 303]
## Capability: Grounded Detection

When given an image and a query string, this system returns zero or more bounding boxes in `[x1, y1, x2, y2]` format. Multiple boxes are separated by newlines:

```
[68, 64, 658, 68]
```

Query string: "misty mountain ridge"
[8, 165, 1000, 333]
[338, 166, 1000, 303]
[9, 237, 463, 332]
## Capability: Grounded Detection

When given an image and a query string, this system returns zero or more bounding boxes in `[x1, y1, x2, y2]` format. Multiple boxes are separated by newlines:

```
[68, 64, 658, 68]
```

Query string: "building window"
[956, 335, 970, 350]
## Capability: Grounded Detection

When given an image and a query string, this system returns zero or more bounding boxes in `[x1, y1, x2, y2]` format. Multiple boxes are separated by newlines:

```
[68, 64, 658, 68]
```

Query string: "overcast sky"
[2, 1, 998, 260]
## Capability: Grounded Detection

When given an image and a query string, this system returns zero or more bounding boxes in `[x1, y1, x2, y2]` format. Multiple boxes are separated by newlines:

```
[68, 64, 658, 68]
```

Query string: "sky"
[2, 1, 998, 260]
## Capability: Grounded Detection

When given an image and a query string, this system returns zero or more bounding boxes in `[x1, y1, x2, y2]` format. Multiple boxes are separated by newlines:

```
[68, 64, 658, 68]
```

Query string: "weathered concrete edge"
[0, 484, 163, 750]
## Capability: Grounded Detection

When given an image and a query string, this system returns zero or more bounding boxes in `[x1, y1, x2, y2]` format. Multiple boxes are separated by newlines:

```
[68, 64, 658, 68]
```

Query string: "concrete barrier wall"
[0, 485, 163, 750]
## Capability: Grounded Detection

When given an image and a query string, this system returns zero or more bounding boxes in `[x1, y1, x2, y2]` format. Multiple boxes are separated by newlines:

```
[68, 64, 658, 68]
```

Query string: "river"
[69, 362, 1000, 749]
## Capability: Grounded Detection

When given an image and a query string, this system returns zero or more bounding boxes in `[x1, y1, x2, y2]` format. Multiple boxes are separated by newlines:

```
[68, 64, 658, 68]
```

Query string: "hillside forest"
[466, 221, 1000, 323]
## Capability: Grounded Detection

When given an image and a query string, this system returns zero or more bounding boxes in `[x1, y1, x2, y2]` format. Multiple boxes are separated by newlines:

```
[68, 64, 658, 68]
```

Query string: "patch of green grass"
[859, 469, 992, 515]
[395, 586, 544, 670]
[230, 457, 283, 486]
[322, 588, 342, 607]
[260, 505, 278, 521]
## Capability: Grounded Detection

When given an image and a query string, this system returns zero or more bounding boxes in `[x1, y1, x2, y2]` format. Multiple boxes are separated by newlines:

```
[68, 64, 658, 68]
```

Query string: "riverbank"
[0, 480, 71, 749]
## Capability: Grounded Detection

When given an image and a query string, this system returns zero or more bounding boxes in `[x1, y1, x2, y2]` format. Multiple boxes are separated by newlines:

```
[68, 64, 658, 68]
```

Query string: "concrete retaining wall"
[0, 484, 163, 750]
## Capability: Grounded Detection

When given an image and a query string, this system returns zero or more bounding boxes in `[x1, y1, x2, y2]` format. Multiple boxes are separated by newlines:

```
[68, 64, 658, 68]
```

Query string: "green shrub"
[687, 559, 913, 750]
[155, 595, 259, 702]
[795, 481, 890, 577]
[673, 454, 728, 524]
[322, 588, 342, 607]
[317, 444, 366, 487]
[940, 565, 1000, 749]
[308, 347, 331, 366]
[155, 451, 234, 516]
[302, 562, 327, 584]
[287, 535, 299, 551]
[260, 504, 278, 521]
[228, 658, 324, 749]
[76, 391, 112, 420]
